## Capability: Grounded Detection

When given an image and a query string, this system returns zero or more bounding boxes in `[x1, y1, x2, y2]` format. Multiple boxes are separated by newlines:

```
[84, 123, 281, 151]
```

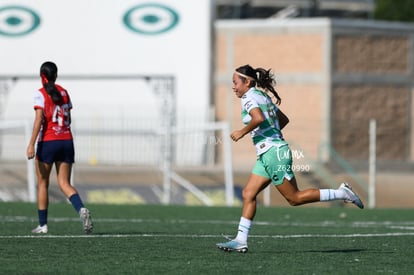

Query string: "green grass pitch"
[0, 202, 413, 274]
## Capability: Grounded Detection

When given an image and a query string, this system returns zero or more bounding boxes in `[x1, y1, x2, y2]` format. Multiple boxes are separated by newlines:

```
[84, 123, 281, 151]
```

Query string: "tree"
[374, 0, 414, 22]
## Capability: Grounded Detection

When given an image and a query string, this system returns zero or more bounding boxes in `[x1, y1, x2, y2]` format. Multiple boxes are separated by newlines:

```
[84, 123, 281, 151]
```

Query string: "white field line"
[1, 232, 414, 239]
[1, 216, 414, 239]
[3, 215, 414, 229]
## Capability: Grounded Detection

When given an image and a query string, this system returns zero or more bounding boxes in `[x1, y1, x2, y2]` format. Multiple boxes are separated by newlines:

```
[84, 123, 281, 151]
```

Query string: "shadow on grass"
[305, 248, 366, 253]
[91, 231, 164, 236]
[256, 248, 368, 255]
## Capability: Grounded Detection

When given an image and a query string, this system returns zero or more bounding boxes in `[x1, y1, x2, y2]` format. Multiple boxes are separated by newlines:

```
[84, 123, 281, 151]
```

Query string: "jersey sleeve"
[241, 92, 259, 113]
[33, 90, 44, 110]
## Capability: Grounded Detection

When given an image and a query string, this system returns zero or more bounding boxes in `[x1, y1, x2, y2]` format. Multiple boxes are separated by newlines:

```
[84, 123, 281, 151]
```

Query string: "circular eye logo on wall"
[0, 6, 40, 37]
[123, 3, 179, 35]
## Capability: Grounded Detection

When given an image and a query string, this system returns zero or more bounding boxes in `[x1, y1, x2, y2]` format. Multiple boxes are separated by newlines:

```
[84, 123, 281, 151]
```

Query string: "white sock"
[235, 217, 252, 244]
[319, 189, 345, 201]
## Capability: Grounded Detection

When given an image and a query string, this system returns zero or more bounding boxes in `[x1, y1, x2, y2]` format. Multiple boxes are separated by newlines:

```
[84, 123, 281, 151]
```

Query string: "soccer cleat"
[216, 239, 248, 253]
[339, 182, 364, 209]
[32, 224, 48, 234]
[79, 208, 93, 234]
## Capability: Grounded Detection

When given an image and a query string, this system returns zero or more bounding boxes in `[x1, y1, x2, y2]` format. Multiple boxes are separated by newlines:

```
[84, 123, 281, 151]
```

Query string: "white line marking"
[2, 216, 414, 228]
[2, 216, 414, 240]
[1, 232, 414, 239]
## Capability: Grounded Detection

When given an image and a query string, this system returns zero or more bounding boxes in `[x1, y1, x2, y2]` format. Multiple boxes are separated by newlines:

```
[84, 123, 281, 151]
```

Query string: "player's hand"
[230, 130, 244, 142]
[26, 145, 35, 160]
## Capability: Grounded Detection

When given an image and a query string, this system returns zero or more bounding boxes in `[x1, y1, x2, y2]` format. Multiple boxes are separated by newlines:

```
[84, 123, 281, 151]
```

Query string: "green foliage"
[375, 0, 414, 22]
[0, 202, 413, 274]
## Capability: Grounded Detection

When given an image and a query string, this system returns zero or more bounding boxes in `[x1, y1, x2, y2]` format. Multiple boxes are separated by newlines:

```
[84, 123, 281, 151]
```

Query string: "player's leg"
[56, 140, 93, 233]
[276, 176, 320, 205]
[55, 161, 76, 198]
[32, 160, 52, 233]
[276, 177, 363, 208]
[261, 144, 319, 205]
[241, 173, 271, 220]
[55, 161, 93, 234]
[217, 162, 271, 253]
[55, 161, 77, 196]
[266, 144, 364, 208]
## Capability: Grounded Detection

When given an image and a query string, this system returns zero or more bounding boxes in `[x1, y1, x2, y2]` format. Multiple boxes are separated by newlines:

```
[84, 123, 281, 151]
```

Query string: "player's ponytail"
[235, 64, 281, 105]
[40, 61, 62, 104]
[255, 68, 281, 105]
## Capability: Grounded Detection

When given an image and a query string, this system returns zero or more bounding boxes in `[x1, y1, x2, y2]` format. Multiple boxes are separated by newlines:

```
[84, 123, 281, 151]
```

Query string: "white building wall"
[0, 0, 213, 165]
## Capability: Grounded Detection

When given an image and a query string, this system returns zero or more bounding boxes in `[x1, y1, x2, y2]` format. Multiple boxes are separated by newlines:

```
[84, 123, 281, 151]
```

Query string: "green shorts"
[252, 145, 295, 186]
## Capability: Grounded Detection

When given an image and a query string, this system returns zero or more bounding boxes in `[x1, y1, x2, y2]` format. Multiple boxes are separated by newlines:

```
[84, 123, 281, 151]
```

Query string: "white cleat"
[32, 224, 48, 234]
[340, 182, 364, 209]
[216, 239, 248, 253]
[79, 208, 93, 234]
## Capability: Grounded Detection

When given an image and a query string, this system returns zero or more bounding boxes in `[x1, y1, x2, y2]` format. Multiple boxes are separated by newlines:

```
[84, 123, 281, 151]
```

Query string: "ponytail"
[235, 64, 281, 105]
[255, 68, 281, 105]
[44, 81, 63, 104]
[40, 61, 62, 104]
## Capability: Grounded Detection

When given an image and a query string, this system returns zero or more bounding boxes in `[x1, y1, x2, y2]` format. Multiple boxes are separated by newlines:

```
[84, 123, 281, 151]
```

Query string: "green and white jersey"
[241, 87, 286, 156]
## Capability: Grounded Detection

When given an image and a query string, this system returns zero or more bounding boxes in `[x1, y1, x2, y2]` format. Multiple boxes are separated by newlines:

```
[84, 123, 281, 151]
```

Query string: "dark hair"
[235, 64, 281, 105]
[40, 61, 62, 104]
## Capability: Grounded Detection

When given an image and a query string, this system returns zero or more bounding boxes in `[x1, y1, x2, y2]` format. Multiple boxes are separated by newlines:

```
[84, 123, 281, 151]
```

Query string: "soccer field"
[0, 202, 413, 274]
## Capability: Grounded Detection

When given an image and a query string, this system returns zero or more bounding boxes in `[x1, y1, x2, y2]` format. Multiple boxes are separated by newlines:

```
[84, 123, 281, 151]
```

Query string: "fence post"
[368, 119, 376, 209]
[25, 121, 36, 202]
[222, 122, 234, 206]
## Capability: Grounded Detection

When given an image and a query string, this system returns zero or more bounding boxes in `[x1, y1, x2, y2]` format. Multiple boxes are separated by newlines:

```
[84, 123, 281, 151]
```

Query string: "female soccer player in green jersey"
[216, 64, 363, 253]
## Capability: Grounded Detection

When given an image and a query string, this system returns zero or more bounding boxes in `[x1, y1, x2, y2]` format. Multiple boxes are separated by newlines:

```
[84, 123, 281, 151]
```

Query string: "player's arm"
[231, 107, 264, 142]
[277, 109, 289, 130]
[26, 108, 43, 159]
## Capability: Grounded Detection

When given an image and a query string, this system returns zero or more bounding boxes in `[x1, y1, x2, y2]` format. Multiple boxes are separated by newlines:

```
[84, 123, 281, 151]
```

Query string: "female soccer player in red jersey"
[26, 61, 93, 234]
